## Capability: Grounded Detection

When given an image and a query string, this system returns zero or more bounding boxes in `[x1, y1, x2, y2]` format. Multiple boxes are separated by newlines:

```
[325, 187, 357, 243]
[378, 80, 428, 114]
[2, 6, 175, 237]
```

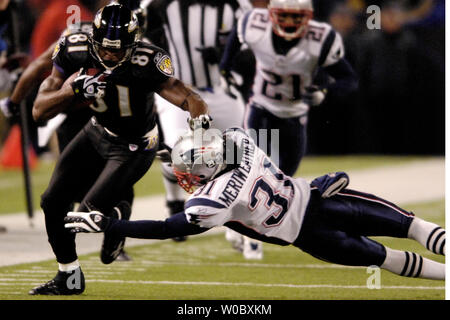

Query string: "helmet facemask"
[171, 131, 226, 194]
[268, 0, 313, 40]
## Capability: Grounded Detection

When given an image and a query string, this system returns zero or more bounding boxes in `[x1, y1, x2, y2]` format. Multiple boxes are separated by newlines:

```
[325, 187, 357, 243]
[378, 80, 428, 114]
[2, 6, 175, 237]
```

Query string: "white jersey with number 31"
[184, 129, 311, 244]
[238, 8, 345, 118]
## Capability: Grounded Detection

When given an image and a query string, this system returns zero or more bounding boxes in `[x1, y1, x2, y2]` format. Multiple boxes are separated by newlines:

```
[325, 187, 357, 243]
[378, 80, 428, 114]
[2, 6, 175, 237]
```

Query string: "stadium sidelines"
[0, 158, 444, 267]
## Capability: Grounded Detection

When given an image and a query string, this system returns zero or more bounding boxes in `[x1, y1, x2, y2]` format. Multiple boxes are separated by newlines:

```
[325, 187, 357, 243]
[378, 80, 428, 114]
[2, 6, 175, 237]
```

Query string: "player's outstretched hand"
[302, 85, 327, 106]
[64, 211, 110, 233]
[188, 114, 212, 131]
[311, 172, 349, 198]
[71, 72, 107, 100]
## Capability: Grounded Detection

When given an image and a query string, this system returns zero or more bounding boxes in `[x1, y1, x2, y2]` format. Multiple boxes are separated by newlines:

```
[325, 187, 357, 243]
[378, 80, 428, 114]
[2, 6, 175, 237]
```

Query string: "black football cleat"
[101, 201, 131, 264]
[116, 249, 132, 261]
[29, 267, 85, 295]
[167, 200, 187, 242]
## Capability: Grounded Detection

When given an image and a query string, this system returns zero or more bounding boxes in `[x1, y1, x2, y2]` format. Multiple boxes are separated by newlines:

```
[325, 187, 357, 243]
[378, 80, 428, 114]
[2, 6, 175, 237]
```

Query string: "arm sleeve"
[219, 24, 241, 72]
[318, 29, 345, 68]
[106, 212, 209, 240]
[321, 58, 359, 97]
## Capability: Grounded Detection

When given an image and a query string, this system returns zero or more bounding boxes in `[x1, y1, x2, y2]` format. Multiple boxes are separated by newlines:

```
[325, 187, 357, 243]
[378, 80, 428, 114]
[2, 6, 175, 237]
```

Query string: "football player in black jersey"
[1, 1, 151, 263]
[29, 3, 211, 296]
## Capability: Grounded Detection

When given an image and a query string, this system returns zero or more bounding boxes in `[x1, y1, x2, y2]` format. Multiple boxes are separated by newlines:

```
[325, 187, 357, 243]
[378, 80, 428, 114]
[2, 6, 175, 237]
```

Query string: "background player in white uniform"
[220, 0, 358, 177]
[66, 128, 445, 281]
[145, 0, 251, 249]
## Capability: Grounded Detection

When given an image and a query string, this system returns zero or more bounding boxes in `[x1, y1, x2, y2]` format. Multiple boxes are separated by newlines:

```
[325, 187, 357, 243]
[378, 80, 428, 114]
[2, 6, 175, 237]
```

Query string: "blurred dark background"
[308, 0, 445, 155]
[0, 0, 445, 156]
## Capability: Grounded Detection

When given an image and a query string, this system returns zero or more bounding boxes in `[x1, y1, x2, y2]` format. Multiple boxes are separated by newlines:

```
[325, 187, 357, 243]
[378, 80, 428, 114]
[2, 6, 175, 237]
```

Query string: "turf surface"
[0, 199, 444, 300]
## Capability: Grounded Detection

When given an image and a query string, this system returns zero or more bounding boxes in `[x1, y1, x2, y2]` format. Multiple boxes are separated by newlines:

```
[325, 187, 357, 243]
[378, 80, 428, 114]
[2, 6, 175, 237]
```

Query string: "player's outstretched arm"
[65, 210, 209, 240]
[32, 66, 75, 122]
[157, 77, 209, 119]
[10, 41, 55, 107]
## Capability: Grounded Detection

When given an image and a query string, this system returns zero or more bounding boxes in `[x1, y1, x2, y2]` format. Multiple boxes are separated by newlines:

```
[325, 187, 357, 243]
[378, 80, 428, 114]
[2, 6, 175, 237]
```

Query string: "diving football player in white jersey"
[66, 128, 445, 282]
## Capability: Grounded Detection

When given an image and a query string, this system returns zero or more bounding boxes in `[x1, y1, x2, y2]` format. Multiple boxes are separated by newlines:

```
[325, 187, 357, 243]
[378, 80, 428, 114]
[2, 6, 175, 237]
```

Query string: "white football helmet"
[268, 0, 313, 40]
[171, 129, 226, 193]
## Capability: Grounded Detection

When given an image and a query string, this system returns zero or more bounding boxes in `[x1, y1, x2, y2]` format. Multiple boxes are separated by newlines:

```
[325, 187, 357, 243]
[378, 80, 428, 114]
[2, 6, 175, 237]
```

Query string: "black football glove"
[188, 114, 212, 131]
[302, 85, 327, 106]
[71, 72, 107, 100]
[311, 172, 349, 198]
[64, 211, 111, 233]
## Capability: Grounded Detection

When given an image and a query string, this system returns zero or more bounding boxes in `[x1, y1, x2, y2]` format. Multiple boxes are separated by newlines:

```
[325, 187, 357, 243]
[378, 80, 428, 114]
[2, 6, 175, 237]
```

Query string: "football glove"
[302, 85, 327, 106]
[64, 211, 110, 233]
[188, 114, 212, 131]
[71, 72, 107, 100]
[0, 97, 20, 119]
[220, 69, 241, 100]
[311, 172, 349, 198]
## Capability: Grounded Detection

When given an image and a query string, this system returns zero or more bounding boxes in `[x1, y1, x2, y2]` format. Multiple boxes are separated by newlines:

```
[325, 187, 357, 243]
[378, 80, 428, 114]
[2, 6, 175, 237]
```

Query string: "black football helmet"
[115, 0, 149, 36]
[90, 3, 139, 69]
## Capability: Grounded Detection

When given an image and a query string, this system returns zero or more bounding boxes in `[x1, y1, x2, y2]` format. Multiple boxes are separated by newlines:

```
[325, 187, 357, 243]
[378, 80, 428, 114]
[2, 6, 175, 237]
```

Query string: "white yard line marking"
[0, 277, 443, 290]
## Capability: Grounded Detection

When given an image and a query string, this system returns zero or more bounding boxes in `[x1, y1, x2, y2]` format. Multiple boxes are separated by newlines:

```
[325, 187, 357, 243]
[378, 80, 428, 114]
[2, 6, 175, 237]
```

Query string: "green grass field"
[0, 200, 444, 300]
[0, 156, 444, 301]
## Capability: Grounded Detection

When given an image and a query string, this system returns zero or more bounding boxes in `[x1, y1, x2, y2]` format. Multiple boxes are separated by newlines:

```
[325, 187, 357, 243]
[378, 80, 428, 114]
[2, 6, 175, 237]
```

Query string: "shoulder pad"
[223, 127, 254, 147]
[52, 32, 90, 72]
[132, 43, 174, 77]
[238, 9, 270, 45]
[304, 20, 332, 43]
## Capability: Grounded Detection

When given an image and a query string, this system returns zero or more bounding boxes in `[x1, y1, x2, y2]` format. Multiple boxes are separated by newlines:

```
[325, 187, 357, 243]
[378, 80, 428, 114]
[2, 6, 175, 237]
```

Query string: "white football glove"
[71, 73, 106, 100]
[302, 86, 327, 106]
[64, 211, 109, 233]
[0, 97, 20, 119]
[188, 114, 212, 131]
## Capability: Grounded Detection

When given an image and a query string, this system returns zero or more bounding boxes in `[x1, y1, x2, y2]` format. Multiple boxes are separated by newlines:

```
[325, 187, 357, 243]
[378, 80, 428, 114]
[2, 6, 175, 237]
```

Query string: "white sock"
[408, 217, 445, 255]
[381, 247, 445, 280]
[58, 260, 80, 272]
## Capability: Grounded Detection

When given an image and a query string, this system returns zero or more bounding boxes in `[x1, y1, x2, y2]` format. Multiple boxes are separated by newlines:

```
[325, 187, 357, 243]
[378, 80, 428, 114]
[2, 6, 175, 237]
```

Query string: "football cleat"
[116, 249, 133, 262]
[100, 201, 131, 264]
[243, 237, 263, 260]
[29, 267, 85, 295]
[225, 229, 244, 253]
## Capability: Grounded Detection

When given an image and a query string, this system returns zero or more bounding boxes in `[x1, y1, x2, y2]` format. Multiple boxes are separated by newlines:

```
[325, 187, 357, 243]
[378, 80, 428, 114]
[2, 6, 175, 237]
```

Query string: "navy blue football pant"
[293, 189, 415, 267]
[41, 120, 156, 264]
[245, 103, 307, 176]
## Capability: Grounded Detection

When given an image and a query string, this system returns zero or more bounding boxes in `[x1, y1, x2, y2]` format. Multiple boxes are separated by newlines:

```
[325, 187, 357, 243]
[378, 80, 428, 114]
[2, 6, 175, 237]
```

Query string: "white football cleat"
[225, 228, 244, 252]
[243, 237, 263, 260]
